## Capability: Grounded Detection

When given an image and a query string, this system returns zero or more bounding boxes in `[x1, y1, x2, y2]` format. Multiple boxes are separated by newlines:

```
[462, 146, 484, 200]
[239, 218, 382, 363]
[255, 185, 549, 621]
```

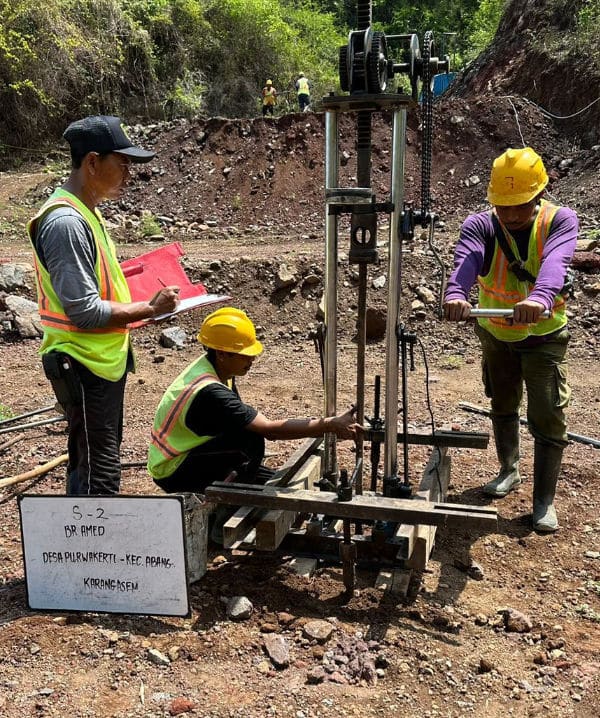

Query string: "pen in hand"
[150, 280, 180, 307]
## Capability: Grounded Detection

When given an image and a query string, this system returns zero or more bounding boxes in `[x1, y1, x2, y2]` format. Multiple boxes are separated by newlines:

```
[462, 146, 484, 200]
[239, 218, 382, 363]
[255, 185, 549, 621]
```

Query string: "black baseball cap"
[63, 115, 156, 163]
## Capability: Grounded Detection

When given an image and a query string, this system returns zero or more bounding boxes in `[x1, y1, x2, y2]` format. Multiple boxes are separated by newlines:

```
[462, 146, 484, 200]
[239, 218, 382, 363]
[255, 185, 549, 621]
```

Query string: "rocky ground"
[0, 97, 599, 718]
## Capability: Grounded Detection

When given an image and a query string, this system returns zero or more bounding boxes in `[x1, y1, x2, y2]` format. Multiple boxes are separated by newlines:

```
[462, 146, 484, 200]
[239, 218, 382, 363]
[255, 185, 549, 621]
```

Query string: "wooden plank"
[255, 455, 321, 550]
[269, 437, 323, 484]
[223, 508, 266, 549]
[205, 484, 497, 530]
[221, 437, 322, 548]
[393, 523, 416, 560]
[406, 523, 436, 570]
[417, 447, 451, 502]
[404, 448, 451, 570]
[253, 463, 314, 548]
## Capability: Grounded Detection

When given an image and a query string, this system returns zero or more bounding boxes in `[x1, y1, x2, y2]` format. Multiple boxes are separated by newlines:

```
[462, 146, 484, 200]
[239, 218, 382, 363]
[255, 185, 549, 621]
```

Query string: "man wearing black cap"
[28, 115, 180, 495]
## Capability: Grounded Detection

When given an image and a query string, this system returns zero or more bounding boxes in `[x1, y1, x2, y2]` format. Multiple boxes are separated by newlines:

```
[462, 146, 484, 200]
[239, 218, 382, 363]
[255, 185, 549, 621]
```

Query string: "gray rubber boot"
[533, 441, 563, 532]
[482, 418, 521, 497]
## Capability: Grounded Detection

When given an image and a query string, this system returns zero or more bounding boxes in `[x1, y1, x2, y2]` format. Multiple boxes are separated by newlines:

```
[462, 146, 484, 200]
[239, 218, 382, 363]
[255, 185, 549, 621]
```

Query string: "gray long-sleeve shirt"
[33, 207, 112, 329]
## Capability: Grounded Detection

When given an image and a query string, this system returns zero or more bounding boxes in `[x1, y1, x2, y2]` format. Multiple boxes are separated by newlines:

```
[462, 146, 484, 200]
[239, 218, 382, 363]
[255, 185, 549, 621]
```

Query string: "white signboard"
[18, 495, 190, 617]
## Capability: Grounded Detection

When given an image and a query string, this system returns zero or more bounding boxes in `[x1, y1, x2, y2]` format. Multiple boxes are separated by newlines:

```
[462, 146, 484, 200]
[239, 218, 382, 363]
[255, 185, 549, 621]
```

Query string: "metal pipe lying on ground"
[459, 402, 600, 448]
[0, 404, 58, 426]
[0, 416, 65, 436]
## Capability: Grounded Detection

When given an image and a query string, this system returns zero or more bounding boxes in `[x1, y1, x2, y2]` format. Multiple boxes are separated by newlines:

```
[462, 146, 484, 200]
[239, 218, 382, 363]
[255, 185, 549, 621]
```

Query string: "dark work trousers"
[154, 429, 276, 494]
[298, 93, 310, 111]
[49, 358, 127, 495]
[475, 323, 571, 448]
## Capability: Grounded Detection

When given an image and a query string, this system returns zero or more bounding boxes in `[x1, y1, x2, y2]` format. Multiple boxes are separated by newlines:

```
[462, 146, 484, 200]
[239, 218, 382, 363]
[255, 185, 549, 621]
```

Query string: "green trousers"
[475, 324, 571, 448]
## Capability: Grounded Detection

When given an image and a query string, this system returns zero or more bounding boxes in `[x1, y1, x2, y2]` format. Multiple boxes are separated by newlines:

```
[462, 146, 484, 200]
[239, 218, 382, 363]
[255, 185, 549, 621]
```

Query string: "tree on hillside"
[0, 0, 345, 161]
[450, 0, 600, 146]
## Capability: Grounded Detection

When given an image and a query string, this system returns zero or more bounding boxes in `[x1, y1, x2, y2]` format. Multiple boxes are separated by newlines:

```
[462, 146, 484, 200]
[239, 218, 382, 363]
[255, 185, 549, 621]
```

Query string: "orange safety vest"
[477, 201, 567, 341]
[262, 86, 277, 106]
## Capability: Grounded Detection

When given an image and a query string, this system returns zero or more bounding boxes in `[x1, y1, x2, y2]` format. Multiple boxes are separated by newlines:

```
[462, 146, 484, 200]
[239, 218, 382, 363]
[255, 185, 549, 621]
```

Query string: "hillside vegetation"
[0, 0, 598, 165]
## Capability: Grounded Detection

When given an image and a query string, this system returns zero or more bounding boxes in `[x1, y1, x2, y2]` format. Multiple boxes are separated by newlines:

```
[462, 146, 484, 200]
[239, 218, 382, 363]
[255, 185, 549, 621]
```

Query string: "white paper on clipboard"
[150, 293, 231, 322]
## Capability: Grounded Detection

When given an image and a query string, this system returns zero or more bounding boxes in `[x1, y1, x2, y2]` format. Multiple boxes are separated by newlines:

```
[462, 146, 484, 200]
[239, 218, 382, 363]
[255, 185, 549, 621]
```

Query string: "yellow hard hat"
[198, 307, 263, 356]
[266, 79, 273, 85]
[487, 147, 549, 206]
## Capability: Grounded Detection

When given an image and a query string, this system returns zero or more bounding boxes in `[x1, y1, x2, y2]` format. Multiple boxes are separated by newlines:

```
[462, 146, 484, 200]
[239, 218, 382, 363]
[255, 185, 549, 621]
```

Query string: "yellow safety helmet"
[197, 307, 263, 356]
[487, 147, 549, 206]
[266, 79, 273, 85]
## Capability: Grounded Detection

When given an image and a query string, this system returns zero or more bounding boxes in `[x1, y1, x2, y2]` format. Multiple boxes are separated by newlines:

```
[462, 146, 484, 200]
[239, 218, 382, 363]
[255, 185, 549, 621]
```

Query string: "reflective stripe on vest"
[28, 189, 132, 380]
[148, 354, 226, 480]
[297, 77, 309, 94]
[477, 201, 567, 341]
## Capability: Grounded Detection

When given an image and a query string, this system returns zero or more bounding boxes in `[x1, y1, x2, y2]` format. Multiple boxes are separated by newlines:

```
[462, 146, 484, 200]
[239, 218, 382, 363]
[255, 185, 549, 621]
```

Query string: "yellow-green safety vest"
[148, 354, 230, 480]
[297, 77, 309, 95]
[477, 200, 567, 341]
[28, 188, 132, 381]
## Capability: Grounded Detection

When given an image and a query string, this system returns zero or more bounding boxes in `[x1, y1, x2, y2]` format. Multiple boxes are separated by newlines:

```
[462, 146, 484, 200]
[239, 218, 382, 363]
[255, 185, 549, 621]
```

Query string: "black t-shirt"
[184, 381, 257, 438]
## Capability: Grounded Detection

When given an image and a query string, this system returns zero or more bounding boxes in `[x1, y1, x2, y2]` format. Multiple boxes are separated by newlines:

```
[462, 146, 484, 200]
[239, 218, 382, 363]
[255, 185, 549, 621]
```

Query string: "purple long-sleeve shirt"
[445, 206, 578, 311]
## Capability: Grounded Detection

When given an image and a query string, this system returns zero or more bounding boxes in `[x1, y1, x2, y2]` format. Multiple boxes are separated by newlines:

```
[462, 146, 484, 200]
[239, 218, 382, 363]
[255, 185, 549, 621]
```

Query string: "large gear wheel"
[366, 31, 388, 93]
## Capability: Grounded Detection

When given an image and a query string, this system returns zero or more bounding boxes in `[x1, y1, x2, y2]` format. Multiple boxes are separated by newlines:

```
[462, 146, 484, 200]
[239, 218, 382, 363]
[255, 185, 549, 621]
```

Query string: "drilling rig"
[207, 0, 496, 593]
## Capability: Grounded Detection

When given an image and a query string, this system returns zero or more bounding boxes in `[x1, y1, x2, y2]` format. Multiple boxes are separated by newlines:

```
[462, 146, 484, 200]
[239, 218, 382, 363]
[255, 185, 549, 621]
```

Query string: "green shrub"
[139, 211, 162, 238]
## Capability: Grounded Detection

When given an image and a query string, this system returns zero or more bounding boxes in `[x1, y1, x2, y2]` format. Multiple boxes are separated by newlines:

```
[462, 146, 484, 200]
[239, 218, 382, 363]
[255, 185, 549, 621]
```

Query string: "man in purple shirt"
[444, 147, 578, 532]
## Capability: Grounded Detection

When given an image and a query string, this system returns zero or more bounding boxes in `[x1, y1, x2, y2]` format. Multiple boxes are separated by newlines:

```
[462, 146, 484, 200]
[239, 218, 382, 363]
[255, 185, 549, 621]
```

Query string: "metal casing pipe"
[323, 109, 339, 480]
[383, 109, 407, 480]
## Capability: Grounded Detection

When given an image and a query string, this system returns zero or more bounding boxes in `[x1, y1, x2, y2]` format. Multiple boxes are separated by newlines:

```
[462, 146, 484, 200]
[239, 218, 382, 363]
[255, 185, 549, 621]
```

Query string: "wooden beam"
[417, 447, 451, 502]
[206, 484, 497, 530]
[222, 437, 322, 548]
[401, 448, 451, 569]
[223, 508, 266, 549]
[255, 455, 321, 550]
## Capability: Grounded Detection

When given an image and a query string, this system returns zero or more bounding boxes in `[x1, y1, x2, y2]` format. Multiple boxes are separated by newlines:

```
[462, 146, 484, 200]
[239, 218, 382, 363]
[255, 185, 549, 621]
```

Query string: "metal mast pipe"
[384, 109, 407, 480]
[353, 111, 373, 495]
[323, 109, 339, 481]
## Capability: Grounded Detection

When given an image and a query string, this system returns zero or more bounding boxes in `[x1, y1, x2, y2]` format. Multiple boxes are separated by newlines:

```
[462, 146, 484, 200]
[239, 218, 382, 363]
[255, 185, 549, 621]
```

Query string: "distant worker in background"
[295, 72, 310, 112]
[444, 147, 578, 533]
[148, 306, 362, 508]
[261, 79, 277, 117]
[29, 115, 179, 496]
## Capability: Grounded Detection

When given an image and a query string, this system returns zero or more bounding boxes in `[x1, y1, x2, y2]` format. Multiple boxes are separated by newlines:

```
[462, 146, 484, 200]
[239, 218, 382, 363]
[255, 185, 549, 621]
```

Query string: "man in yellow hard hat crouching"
[148, 307, 361, 539]
[443, 147, 578, 533]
